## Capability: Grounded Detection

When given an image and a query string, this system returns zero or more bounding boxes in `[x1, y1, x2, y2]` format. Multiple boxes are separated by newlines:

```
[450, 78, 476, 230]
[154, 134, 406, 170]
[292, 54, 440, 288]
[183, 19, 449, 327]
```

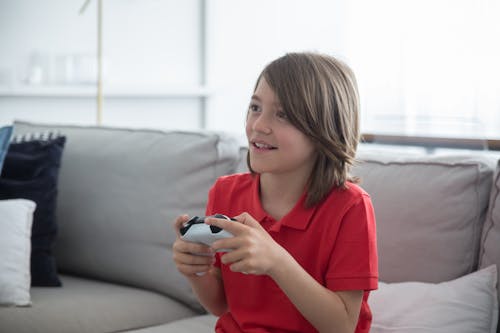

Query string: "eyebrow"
[250, 94, 282, 108]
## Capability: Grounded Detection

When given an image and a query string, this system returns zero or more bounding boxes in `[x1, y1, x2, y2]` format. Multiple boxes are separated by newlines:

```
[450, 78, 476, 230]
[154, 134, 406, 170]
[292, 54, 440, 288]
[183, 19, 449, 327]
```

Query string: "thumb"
[173, 214, 190, 237]
[234, 212, 263, 229]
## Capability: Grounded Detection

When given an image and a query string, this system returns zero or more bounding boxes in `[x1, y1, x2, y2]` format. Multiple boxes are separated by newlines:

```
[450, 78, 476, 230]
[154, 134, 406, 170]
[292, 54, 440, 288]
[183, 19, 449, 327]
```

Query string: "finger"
[174, 251, 215, 266]
[234, 212, 264, 229]
[218, 247, 248, 266]
[228, 260, 252, 275]
[177, 263, 213, 276]
[205, 216, 247, 235]
[211, 237, 241, 253]
[173, 214, 190, 236]
[174, 239, 213, 256]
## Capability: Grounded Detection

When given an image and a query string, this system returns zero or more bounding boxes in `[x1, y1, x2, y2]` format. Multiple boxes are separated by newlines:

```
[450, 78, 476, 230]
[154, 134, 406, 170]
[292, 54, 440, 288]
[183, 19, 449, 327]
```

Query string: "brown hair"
[247, 52, 361, 207]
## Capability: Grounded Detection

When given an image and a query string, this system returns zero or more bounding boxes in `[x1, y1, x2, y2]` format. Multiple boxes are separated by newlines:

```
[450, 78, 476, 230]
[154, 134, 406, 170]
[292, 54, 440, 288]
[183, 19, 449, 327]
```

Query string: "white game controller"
[180, 214, 234, 251]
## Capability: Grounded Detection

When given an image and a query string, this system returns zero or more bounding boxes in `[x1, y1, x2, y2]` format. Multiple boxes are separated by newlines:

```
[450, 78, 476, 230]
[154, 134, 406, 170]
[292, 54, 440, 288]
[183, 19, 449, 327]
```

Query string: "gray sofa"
[1, 121, 499, 333]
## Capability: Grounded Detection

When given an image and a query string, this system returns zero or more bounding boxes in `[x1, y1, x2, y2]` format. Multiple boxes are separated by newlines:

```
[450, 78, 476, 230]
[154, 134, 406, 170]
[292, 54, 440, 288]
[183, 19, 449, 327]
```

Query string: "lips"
[251, 140, 277, 150]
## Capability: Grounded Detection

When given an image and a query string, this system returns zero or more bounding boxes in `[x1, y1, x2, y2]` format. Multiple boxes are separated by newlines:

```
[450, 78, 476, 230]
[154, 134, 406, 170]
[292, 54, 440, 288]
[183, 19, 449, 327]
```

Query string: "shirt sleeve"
[326, 194, 378, 291]
[205, 181, 217, 217]
[205, 181, 222, 268]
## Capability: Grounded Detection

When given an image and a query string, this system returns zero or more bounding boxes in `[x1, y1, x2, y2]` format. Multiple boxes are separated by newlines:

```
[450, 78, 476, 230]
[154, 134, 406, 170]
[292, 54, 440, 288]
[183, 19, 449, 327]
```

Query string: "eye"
[248, 103, 261, 113]
[276, 110, 288, 120]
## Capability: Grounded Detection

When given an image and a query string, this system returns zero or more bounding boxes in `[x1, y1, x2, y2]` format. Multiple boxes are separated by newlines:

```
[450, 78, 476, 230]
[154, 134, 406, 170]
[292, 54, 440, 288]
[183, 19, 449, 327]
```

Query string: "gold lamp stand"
[80, 0, 103, 126]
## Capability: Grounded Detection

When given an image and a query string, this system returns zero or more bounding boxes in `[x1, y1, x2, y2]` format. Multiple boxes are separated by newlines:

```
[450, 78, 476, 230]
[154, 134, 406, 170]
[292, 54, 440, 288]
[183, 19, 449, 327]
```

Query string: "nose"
[251, 112, 272, 134]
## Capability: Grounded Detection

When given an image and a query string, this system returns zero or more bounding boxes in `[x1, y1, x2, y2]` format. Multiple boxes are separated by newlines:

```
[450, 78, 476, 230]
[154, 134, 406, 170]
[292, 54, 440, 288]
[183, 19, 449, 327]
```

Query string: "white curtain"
[344, 0, 500, 139]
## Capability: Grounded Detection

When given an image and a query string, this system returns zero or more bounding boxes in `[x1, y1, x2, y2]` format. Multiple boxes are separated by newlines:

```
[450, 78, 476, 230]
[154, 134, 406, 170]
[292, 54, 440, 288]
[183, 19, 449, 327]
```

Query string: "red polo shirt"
[206, 173, 378, 333]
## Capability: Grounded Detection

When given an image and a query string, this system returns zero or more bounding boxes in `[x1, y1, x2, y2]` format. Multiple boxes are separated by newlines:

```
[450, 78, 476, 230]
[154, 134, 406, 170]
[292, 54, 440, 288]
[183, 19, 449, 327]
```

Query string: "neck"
[259, 173, 308, 220]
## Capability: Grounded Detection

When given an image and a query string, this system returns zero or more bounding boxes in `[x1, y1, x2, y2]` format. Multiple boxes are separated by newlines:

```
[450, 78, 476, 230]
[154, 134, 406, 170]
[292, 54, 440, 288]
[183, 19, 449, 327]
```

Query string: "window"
[208, 0, 500, 147]
[345, 0, 500, 141]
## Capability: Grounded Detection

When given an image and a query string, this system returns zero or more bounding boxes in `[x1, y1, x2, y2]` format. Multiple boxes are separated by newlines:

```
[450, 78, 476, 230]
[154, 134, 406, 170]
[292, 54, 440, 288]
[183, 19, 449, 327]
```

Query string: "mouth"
[251, 140, 278, 150]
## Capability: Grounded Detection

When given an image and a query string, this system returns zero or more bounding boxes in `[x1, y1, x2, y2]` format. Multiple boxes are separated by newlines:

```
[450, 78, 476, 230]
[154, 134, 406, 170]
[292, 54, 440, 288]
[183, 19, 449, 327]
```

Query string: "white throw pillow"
[369, 265, 499, 333]
[0, 199, 36, 306]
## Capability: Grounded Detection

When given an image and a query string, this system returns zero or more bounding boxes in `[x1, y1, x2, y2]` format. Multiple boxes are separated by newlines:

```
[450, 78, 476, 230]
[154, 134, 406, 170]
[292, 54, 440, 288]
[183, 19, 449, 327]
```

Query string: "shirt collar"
[251, 174, 317, 232]
[250, 173, 267, 222]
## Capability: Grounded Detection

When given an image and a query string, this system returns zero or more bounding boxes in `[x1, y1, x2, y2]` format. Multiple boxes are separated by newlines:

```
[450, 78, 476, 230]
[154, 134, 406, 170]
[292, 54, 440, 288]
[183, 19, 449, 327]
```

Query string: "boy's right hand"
[172, 214, 215, 277]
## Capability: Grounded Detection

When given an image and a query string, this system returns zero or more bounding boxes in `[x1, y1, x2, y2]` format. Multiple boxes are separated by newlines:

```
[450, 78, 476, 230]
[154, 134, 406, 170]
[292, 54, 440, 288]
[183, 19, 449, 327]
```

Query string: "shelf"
[0, 85, 211, 98]
[362, 133, 500, 151]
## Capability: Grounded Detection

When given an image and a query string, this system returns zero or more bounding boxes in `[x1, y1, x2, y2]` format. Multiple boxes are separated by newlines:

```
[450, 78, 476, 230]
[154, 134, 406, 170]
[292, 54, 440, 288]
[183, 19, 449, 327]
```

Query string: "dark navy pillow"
[0, 126, 13, 173]
[0, 134, 66, 287]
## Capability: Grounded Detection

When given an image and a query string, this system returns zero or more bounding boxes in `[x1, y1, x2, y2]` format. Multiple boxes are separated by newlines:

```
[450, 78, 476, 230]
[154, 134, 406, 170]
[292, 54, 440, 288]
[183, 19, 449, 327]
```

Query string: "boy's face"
[245, 78, 316, 179]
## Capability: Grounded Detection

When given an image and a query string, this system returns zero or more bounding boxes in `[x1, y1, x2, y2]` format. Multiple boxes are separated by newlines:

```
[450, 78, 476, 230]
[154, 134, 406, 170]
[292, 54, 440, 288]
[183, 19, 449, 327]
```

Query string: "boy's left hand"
[205, 212, 287, 276]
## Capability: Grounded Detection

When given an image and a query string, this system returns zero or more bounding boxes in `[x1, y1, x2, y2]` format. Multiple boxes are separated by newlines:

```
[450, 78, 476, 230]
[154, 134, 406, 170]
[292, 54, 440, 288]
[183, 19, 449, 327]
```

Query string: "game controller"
[180, 214, 235, 251]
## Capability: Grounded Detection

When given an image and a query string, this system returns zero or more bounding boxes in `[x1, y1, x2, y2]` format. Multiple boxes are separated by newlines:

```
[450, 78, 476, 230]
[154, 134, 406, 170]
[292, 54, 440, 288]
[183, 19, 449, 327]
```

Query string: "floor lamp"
[79, 0, 103, 126]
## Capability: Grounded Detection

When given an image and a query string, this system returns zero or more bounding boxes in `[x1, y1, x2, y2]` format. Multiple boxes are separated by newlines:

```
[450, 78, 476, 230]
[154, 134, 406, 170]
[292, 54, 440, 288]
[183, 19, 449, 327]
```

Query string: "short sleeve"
[326, 194, 378, 291]
[205, 182, 217, 216]
[205, 181, 222, 268]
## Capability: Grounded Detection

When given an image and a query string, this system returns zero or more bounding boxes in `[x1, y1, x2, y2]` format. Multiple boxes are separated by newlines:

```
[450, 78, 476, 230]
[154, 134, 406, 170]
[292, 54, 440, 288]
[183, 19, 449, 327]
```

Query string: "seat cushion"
[126, 314, 218, 333]
[0, 274, 198, 333]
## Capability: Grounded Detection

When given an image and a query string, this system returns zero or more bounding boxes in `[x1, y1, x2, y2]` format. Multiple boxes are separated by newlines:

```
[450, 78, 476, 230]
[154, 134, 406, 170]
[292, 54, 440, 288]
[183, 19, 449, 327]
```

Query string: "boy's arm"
[187, 266, 228, 316]
[269, 251, 362, 333]
[172, 214, 228, 315]
[207, 213, 364, 333]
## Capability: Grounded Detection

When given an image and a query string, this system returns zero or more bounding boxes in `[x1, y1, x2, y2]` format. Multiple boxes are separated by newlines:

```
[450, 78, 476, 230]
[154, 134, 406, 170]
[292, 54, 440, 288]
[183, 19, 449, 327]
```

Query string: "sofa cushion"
[0, 125, 13, 172]
[368, 265, 498, 333]
[353, 151, 495, 283]
[0, 199, 36, 306]
[0, 274, 198, 333]
[12, 121, 241, 311]
[481, 160, 500, 312]
[126, 314, 218, 333]
[0, 135, 66, 287]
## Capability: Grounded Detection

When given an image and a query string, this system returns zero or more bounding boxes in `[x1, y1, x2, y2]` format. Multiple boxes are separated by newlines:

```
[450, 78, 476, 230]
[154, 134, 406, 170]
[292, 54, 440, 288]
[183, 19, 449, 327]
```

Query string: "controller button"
[210, 225, 223, 233]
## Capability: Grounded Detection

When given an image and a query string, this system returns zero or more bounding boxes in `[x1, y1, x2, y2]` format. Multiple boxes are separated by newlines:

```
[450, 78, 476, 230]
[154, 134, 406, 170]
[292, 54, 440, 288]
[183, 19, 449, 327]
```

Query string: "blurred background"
[1, 0, 499, 147]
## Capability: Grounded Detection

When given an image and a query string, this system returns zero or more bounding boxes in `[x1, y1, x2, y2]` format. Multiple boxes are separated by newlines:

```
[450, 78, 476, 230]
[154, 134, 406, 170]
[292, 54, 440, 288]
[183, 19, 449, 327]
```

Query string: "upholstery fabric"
[369, 265, 498, 333]
[352, 152, 495, 283]
[126, 314, 218, 333]
[0, 125, 13, 173]
[12, 121, 240, 310]
[0, 135, 66, 286]
[0, 199, 36, 306]
[0, 274, 198, 333]
[481, 160, 500, 316]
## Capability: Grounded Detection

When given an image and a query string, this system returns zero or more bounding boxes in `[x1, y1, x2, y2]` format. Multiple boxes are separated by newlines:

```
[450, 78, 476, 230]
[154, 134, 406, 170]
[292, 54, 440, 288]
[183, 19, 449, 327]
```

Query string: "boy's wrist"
[267, 246, 295, 280]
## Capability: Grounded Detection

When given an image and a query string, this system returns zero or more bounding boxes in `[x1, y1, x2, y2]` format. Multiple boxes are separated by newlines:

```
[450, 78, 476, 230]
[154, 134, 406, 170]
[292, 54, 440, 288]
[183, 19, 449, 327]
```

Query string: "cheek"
[245, 121, 252, 139]
[290, 136, 316, 159]
[245, 114, 255, 137]
[298, 143, 317, 161]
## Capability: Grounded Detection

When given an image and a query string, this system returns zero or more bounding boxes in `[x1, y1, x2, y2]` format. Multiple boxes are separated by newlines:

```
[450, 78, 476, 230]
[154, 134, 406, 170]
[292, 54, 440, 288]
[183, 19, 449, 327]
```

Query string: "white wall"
[2, 0, 499, 140]
[205, 0, 349, 138]
[0, 0, 350, 135]
[0, 0, 204, 130]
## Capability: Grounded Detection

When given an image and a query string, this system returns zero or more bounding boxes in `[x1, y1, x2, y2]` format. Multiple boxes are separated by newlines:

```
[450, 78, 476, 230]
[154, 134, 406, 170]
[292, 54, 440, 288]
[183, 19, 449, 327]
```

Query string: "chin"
[248, 160, 265, 174]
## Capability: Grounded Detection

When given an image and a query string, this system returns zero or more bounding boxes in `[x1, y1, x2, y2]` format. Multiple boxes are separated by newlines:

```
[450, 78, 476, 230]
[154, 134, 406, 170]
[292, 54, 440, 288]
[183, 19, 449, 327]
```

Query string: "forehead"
[252, 78, 281, 107]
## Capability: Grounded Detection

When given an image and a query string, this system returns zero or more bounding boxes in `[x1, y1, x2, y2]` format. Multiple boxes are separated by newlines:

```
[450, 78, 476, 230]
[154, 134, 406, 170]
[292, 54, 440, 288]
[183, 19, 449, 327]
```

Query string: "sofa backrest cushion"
[352, 151, 495, 283]
[480, 160, 500, 310]
[13, 121, 241, 311]
[0, 135, 66, 287]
